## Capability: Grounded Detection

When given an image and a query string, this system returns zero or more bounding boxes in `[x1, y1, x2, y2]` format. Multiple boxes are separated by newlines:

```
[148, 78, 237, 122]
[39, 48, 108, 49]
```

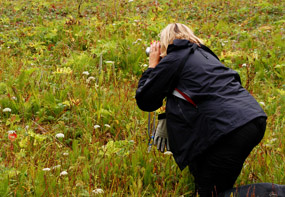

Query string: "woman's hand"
[149, 41, 161, 68]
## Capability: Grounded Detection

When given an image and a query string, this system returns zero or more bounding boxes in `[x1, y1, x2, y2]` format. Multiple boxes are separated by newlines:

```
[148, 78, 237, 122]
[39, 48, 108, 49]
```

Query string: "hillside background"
[0, 0, 284, 196]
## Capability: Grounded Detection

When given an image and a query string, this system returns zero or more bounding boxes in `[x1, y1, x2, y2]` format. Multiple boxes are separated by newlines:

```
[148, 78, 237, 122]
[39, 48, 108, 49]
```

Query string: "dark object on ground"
[219, 183, 285, 197]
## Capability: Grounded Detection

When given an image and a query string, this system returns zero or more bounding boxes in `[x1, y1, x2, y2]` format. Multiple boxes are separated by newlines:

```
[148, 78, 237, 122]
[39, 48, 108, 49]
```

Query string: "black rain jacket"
[135, 39, 267, 170]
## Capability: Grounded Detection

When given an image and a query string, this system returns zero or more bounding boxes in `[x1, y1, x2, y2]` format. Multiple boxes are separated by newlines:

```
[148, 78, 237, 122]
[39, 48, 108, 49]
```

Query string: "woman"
[135, 23, 267, 196]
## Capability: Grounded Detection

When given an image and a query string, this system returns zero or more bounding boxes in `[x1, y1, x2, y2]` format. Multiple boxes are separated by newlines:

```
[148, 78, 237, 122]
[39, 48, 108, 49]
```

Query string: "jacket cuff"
[145, 67, 154, 72]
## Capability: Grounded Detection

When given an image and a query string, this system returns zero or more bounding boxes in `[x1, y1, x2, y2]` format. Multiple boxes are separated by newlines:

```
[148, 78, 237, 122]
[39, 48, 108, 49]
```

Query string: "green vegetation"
[0, 0, 284, 196]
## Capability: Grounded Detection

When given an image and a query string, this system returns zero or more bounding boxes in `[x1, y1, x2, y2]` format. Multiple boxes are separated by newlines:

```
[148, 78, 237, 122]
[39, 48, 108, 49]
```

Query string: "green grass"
[0, 0, 284, 196]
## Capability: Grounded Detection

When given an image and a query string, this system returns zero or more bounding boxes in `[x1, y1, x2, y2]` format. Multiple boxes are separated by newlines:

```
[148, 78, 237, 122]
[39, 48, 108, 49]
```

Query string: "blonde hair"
[159, 23, 203, 57]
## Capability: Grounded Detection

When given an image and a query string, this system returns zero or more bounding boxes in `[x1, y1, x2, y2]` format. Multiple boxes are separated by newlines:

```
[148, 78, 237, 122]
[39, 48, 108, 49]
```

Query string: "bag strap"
[168, 43, 198, 107]
[147, 112, 156, 153]
[174, 88, 197, 108]
[168, 43, 197, 95]
[147, 43, 199, 152]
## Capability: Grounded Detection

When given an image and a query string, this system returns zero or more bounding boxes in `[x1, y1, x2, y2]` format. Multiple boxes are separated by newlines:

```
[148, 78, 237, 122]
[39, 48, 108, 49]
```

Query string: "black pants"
[189, 117, 267, 197]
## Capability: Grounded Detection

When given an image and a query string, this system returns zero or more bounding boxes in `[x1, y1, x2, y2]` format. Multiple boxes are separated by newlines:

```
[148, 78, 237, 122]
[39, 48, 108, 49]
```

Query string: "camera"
[145, 47, 150, 57]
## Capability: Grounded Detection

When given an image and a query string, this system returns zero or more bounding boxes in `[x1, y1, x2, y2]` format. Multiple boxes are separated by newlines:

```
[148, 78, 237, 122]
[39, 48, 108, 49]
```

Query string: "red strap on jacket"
[175, 88, 197, 108]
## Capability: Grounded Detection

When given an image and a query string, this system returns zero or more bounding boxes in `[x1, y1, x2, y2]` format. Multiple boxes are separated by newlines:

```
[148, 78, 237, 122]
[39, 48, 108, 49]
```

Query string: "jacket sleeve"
[135, 54, 181, 112]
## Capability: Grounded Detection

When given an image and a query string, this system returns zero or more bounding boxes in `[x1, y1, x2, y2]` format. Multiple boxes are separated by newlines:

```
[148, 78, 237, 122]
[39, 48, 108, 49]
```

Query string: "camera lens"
[145, 47, 150, 56]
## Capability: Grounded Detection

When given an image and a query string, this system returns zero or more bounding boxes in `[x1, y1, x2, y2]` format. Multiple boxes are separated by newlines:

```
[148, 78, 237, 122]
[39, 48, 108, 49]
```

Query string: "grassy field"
[0, 0, 284, 196]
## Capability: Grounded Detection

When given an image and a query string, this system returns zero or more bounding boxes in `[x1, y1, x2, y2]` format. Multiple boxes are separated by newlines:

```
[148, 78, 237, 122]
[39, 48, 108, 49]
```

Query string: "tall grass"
[0, 0, 284, 196]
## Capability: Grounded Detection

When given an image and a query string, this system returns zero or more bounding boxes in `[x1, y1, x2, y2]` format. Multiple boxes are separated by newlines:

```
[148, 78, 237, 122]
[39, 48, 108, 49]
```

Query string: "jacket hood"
[167, 39, 197, 54]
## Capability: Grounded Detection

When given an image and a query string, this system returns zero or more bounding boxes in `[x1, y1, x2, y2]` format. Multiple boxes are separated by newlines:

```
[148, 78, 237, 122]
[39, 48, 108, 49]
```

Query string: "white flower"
[242, 63, 247, 67]
[259, 102, 265, 106]
[63, 152, 69, 156]
[11, 96, 17, 100]
[94, 125, 100, 129]
[55, 133, 64, 138]
[142, 64, 148, 67]
[92, 188, 104, 194]
[104, 124, 111, 128]
[43, 168, 51, 171]
[128, 0, 134, 2]
[3, 108, 11, 112]
[88, 76, 95, 80]
[164, 151, 173, 155]
[132, 38, 142, 44]
[82, 71, 90, 76]
[105, 61, 114, 64]
[134, 20, 140, 22]
[8, 130, 16, 134]
[86, 76, 95, 83]
[60, 171, 68, 176]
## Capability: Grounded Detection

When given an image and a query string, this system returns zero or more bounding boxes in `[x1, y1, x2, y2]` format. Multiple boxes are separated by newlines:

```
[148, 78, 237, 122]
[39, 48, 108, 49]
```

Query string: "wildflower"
[3, 108, 11, 112]
[105, 61, 114, 64]
[259, 102, 265, 106]
[63, 152, 69, 156]
[8, 130, 17, 141]
[8, 130, 16, 134]
[128, 0, 134, 2]
[164, 151, 173, 155]
[11, 96, 17, 100]
[82, 71, 90, 76]
[43, 168, 51, 171]
[104, 124, 111, 128]
[92, 188, 104, 194]
[60, 171, 68, 176]
[94, 83, 99, 90]
[142, 64, 148, 67]
[8, 134, 17, 141]
[55, 133, 64, 138]
[132, 39, 142, 44]
[86, 76, 95, 83]
[242, 63, 247, 67]
[94, 125, 100, 129]
[53, 67, 72, 74]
